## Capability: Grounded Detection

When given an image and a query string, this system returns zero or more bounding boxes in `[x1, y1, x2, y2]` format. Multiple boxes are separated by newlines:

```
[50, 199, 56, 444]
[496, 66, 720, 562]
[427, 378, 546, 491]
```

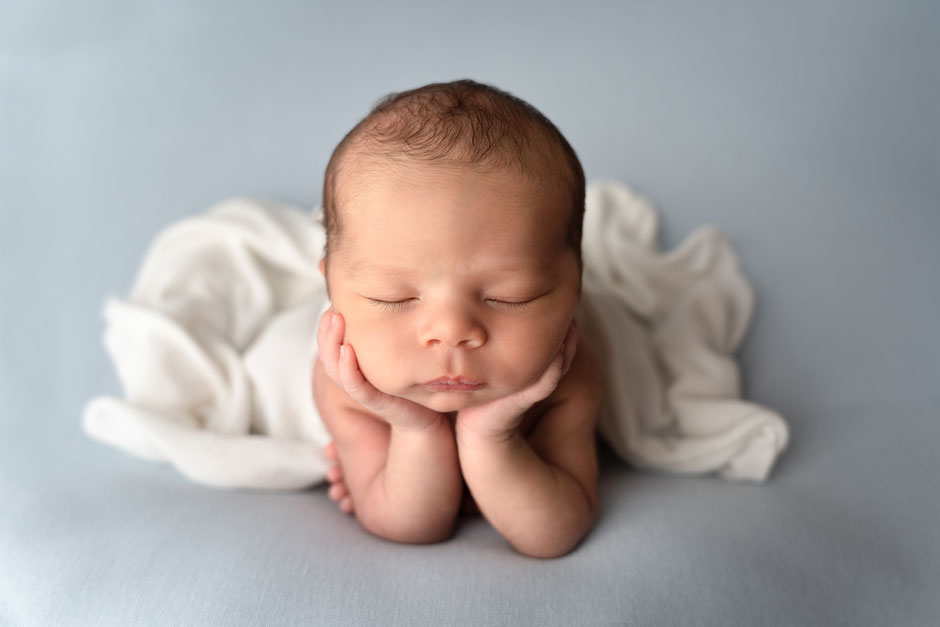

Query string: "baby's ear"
[318, 258, 326, 277]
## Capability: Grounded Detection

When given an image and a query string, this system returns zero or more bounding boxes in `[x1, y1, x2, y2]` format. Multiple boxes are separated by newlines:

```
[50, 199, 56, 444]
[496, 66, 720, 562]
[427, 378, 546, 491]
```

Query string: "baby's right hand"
[317, 307, 446, 433]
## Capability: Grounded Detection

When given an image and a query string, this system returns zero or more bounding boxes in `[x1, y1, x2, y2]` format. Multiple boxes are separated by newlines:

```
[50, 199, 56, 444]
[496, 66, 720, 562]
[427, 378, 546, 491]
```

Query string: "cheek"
[490, 314, 569, 384]
[341, 315, 409, 385]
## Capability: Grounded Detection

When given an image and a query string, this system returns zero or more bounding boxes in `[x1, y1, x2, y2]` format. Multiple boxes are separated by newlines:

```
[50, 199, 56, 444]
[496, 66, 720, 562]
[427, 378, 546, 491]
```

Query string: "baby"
[312, 79, 602, 559]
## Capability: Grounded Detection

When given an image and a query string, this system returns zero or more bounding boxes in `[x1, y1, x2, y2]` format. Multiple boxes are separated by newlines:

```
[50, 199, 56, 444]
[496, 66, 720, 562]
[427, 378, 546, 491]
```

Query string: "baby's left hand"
[455, 320, 578, 442]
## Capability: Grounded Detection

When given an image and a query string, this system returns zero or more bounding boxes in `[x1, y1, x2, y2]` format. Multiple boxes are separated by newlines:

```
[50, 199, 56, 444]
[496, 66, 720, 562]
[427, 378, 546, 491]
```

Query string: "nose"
[418, 303, 487, 349]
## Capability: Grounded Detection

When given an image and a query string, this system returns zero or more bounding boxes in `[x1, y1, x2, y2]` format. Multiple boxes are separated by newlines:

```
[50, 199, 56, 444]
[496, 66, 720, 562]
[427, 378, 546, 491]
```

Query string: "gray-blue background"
[2, 1, 938, 625]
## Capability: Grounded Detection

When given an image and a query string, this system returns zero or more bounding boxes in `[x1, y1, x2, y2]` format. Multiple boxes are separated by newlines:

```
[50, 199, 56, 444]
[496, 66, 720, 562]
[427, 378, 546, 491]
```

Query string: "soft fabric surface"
[1, 420, 936, 626]
[82, 199, 333, 489]
[82, 180, 787, 489]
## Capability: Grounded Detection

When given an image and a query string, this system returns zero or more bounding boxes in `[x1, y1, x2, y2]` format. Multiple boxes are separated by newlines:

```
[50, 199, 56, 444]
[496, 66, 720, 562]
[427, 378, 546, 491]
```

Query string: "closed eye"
[365, 295, 543, 312]
[365, 297, 417, 311]
[485, 297, 538, 311]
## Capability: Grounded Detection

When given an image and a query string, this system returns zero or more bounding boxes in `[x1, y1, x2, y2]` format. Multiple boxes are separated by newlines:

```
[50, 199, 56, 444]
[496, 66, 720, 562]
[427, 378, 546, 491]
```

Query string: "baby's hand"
[455, 320, 579, 442]
[317, 307, 446, 433]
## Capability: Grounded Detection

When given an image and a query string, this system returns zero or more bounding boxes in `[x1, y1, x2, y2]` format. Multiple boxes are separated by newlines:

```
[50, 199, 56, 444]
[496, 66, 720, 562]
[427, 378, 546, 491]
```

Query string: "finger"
[338, 344, 400, 416]
[339, 497, 354, 514]
[316, 307, 332, 362]
[523, 350, 565, 405]
[318, 309, 345, 383]
[338, 343, 440, 428]
[493, 349, 565, 418]
[316, 309, 334, 378]
[326, 465, 342, 483]
[561, 319, 579, 377]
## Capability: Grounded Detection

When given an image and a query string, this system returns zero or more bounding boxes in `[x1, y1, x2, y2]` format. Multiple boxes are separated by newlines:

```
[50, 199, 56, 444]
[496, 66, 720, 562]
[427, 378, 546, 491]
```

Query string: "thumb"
[514, 349, 566, 410]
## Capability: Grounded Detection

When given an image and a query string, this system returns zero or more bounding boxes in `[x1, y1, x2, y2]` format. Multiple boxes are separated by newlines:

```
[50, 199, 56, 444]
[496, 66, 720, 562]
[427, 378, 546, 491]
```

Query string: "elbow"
[357, 509, 456, 546]
[510, 508, 598, 559]
[511, 533, 587, 559]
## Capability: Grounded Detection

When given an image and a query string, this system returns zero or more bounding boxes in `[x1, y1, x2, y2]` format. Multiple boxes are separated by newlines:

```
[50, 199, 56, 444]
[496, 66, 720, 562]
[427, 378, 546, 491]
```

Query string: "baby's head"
[319, 79, 586, 412]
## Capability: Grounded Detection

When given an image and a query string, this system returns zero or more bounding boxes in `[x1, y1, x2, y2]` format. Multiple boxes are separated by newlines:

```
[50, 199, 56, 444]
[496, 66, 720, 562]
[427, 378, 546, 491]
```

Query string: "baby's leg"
[325, 441, 355, 514]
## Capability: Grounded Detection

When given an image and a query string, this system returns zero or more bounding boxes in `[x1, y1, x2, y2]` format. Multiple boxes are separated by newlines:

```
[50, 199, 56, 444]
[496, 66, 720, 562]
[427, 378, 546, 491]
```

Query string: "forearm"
[456, 429, 597, 558]
[357, 415, 462, 544]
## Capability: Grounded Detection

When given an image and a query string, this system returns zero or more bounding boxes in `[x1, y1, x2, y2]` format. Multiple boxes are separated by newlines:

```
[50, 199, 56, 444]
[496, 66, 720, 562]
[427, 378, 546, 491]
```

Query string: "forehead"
[334, 157, 569, 262]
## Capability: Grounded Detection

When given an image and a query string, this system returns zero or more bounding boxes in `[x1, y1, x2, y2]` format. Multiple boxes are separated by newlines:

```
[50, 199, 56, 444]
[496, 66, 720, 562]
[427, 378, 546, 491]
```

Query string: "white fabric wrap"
[83, 181, 788, 489]
[579, 182, 788, 481]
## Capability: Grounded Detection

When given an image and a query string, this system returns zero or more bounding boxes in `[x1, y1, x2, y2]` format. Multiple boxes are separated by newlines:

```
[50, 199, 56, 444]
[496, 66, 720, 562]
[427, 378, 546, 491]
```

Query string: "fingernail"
[330, 312, 338, 331]
[339, 345, 347, 360]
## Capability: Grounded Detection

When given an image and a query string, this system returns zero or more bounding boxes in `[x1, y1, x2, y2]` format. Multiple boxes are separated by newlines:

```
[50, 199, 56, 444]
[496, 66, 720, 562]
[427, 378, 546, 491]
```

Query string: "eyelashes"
[364, 297, 537, 312]
[486, 298, 536, 312]
[365, 297, 416, 311]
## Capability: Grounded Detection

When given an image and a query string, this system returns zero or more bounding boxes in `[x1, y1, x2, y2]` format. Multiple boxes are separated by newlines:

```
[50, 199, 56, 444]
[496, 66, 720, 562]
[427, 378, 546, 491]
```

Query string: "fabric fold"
[83, 181, 788, 488]
[580, 181, 788, 481]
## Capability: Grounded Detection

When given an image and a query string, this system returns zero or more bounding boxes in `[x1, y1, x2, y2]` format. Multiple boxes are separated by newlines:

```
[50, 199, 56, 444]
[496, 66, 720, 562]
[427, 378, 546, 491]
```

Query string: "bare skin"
[324, 429, 479, 515]
[313, 158, 604, 557]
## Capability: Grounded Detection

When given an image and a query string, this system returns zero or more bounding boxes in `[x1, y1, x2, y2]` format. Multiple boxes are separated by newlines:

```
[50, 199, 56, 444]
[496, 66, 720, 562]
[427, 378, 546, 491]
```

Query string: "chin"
[418, 393, 485, 413]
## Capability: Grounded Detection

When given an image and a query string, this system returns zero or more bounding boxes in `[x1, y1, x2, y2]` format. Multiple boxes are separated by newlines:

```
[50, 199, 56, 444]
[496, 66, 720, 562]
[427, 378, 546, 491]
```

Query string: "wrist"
[390, 411, 452, 438]
[455, 420, 522, 452]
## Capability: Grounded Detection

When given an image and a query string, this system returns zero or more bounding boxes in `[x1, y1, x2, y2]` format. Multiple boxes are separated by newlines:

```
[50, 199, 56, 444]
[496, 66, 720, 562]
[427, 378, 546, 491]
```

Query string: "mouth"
[421, 376, 486, 392]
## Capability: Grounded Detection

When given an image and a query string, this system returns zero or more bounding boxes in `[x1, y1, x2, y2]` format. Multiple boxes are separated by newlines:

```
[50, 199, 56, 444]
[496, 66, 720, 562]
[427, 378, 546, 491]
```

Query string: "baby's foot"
[324, 441, 354, 514]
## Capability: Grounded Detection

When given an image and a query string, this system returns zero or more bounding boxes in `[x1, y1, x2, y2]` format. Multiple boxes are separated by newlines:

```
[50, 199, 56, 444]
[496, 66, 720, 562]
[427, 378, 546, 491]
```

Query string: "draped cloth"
[82, 180, 788, 488]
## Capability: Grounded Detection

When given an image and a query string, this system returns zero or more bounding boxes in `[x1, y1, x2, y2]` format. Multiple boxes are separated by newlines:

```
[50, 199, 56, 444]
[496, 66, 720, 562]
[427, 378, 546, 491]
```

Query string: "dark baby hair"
[320, 79, 585, 261]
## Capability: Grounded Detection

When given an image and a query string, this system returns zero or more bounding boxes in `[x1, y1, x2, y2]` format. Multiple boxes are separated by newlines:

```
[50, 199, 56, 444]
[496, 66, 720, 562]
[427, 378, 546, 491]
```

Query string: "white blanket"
[83, 180, 788, 489]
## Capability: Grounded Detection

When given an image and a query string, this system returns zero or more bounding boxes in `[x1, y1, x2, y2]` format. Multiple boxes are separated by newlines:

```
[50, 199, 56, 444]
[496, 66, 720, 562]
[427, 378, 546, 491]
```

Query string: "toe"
[340, 497, 354, 514]
[325, 441, 338, 461]
[326, 465, 343, 483]
[328, 483, 348, 501]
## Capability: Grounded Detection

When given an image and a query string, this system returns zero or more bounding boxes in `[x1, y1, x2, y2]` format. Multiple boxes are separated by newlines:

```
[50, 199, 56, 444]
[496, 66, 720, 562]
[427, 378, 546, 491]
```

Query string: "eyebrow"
[340, 258, 555, 279]
[340, 260, 411, 279]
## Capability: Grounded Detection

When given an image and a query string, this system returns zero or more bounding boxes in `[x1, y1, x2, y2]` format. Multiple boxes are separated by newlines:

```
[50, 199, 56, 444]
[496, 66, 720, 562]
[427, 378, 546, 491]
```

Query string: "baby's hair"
[321, 79, 585, 261]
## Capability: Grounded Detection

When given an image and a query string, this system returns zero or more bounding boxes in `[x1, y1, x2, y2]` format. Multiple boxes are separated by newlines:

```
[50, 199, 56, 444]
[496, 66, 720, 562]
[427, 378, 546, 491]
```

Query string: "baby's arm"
[455, 332, 602, 559]
[315, 310, 463, 544]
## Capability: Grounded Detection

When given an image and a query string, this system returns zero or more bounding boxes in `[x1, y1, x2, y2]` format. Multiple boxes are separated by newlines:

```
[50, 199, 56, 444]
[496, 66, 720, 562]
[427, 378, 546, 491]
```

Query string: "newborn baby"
[312, 79, 602, 558]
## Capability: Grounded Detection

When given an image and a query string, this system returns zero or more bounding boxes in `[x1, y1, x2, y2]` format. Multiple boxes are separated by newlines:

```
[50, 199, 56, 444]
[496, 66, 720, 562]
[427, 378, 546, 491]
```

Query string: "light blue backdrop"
[3, 1, 937, 439]
[1, 1, 938, 624]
